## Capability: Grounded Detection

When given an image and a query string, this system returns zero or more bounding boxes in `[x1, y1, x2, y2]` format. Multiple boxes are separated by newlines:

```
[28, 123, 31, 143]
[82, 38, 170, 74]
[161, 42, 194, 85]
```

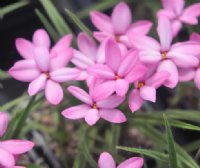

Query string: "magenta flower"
[71, 32, 106, 85]
[9, 29, 80, 105]
[88, 40, 147, 97]
[129, 71, 170, 112]
[90, 2, 152, 48]
[62, 86, 126, 126]
[0, 112, 34, 168]
[179, 32, 200, 90]
[158, 0, 200, 36]
[129, 16, 200, 89]
[98, 152, 144, 168]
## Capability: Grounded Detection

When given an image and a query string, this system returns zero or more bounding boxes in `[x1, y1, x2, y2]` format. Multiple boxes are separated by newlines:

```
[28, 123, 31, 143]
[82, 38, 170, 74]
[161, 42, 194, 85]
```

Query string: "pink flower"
[179, 32, 200, 90]
[0, 112, 34, 168]
[129, 15, 200, 89]
[158, 0, 200, 36]
[90, 2, 152, 49]
[88, 40, 147, 97]
[9, 29, 80, 105]
[98, 152, 144, 168]
[71, 32, 106, 85]
[129, 71, 170, 112]
[62, 86, 126, 126]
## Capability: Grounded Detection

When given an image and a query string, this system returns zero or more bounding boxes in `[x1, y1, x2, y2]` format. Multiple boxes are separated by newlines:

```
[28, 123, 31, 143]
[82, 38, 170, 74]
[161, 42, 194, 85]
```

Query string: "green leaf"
[35, 9, 59, 42]
[39, 0, 72, 36]
[65, 8, 92, 37]
[0, 1, 29, 18]
[163, 114, 178, 168]
[117, 146, 167, 162]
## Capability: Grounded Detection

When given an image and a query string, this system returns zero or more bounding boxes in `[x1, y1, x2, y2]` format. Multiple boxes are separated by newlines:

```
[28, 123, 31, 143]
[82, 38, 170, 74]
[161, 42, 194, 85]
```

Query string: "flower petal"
[111, 2, 132, 34]
[115, 79, 129, 96]
[15, 38, 34, 59]
[194, 69, 200, 90]
[98, 152, 116, 168]
[171, 20, 182, 37]
[97, 95, 125, 109]
[179, 68, 195, 82]
[0, 112, 9, 137]
[33, 29, 50, 49]
[50, 68, 80, 82]
[28, 74, 47, 96]
[0, 140, 34, 155]
[9, 60, 40, 82]
[128, 89, 144, 112]
[67, 86, 92, 105]
[90, 11, 113, 33]
[140, 86, 156, 102]
[85, 109, 100, 126]
[34, 47, 50, 72]
[190, 32, 200, 41]
[45, 80, 63, 105]
[99, 109, 127, 123]
[0, 148, 15, 168]
[93, 31, 112, 42]
[118, 157, 144, 168]
[62, 104, 90, 119]
[105, 40, 122, 72]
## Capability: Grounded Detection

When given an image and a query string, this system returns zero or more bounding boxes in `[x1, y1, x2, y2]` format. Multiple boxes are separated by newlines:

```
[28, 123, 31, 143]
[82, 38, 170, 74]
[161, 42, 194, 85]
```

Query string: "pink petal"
[90, 11, 113, 33]
[0, 140, 34, 155]
[87, 64, 115, 79]
[15, 38, 34, 59]
[127, 20, 152, 36]
[9, 60, 40, 82]
[98, 152, 116, 168]
[118, 157, 144, 168]
[45, 80, 63, 105]
[111, 2, 132, 34]
[194, 69, 200, 90]
[99, 109, 127, 123]
[67, 86, 92, 105]
[118, 50, 139, 76]
[77, 32, 97, 60]
[96, 40, 107, 63]
[71, 50, 94, 69]
[179, 68, 195, 82]
[157, 15, 172, 50]
[190, 32, 200, 41]
[50, 67, 80, 82]
[157, 9, 175, 19]
[50, 48, 73, 71]
[161, 0, 173, 10]
[146, 71, 170, 88]
[93, 31, 113, 42]
[105, 40, 122, 72]
[34, 47, 50, 72]
[128, 89, 144, 112]
[97, 95, 125, 109]
[171, 20, 182, 37]
[90, 81, 116, 102]
[115, 79, 129, 96]
[140, 86, 156, 102]
[157, 60, 178, 88]
[173, 0, 185, 15]
[85, 109, 100, 126]
[62, 104, 90, 119]
[33, 29, 50, 49]
[125, 64, 147, 83]
[28, 74, 47, 96]
[139, 50, 162, 64]
[51, 34, 73, 55]
[0, 112, 9, 137]
[0, 148, 15, 167]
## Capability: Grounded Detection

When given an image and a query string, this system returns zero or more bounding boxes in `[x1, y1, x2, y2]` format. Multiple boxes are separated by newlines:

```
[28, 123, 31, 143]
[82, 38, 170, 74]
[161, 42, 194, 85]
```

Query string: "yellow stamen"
[92, 103, 97, 109]
[161, 51, 167, 59]
[115, 35, 120, 42]
[115, 75, 121, 80]
[137, 82, 145, 89]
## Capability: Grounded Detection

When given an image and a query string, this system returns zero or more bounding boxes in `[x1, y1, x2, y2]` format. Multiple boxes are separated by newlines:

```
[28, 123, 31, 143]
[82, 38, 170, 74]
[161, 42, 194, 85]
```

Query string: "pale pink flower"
[98, 152, 143, 168]
[129, 71, 170, 112]
[90, 2, 152, 49]
[179, 32, 200, 90]
[62, 86, 126, 126]
[71, 32, 106, 86]
[88, 40, 147, 97]
[158, 0, 200, 36]
[129, 15, 200, 89]
[0, 112, 34, 168]
[9, 29, 80, 105]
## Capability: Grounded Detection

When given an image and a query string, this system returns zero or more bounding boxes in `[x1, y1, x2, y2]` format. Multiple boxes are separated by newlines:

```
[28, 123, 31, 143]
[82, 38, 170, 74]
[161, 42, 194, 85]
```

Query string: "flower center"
[115, 75, 121, 80]
[92, 103, 97, 109]
[137, 81, 145, 89]
[115, 35, 121, 43]
[161, 51, 168, 59]
[44, 72, 50, 79]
